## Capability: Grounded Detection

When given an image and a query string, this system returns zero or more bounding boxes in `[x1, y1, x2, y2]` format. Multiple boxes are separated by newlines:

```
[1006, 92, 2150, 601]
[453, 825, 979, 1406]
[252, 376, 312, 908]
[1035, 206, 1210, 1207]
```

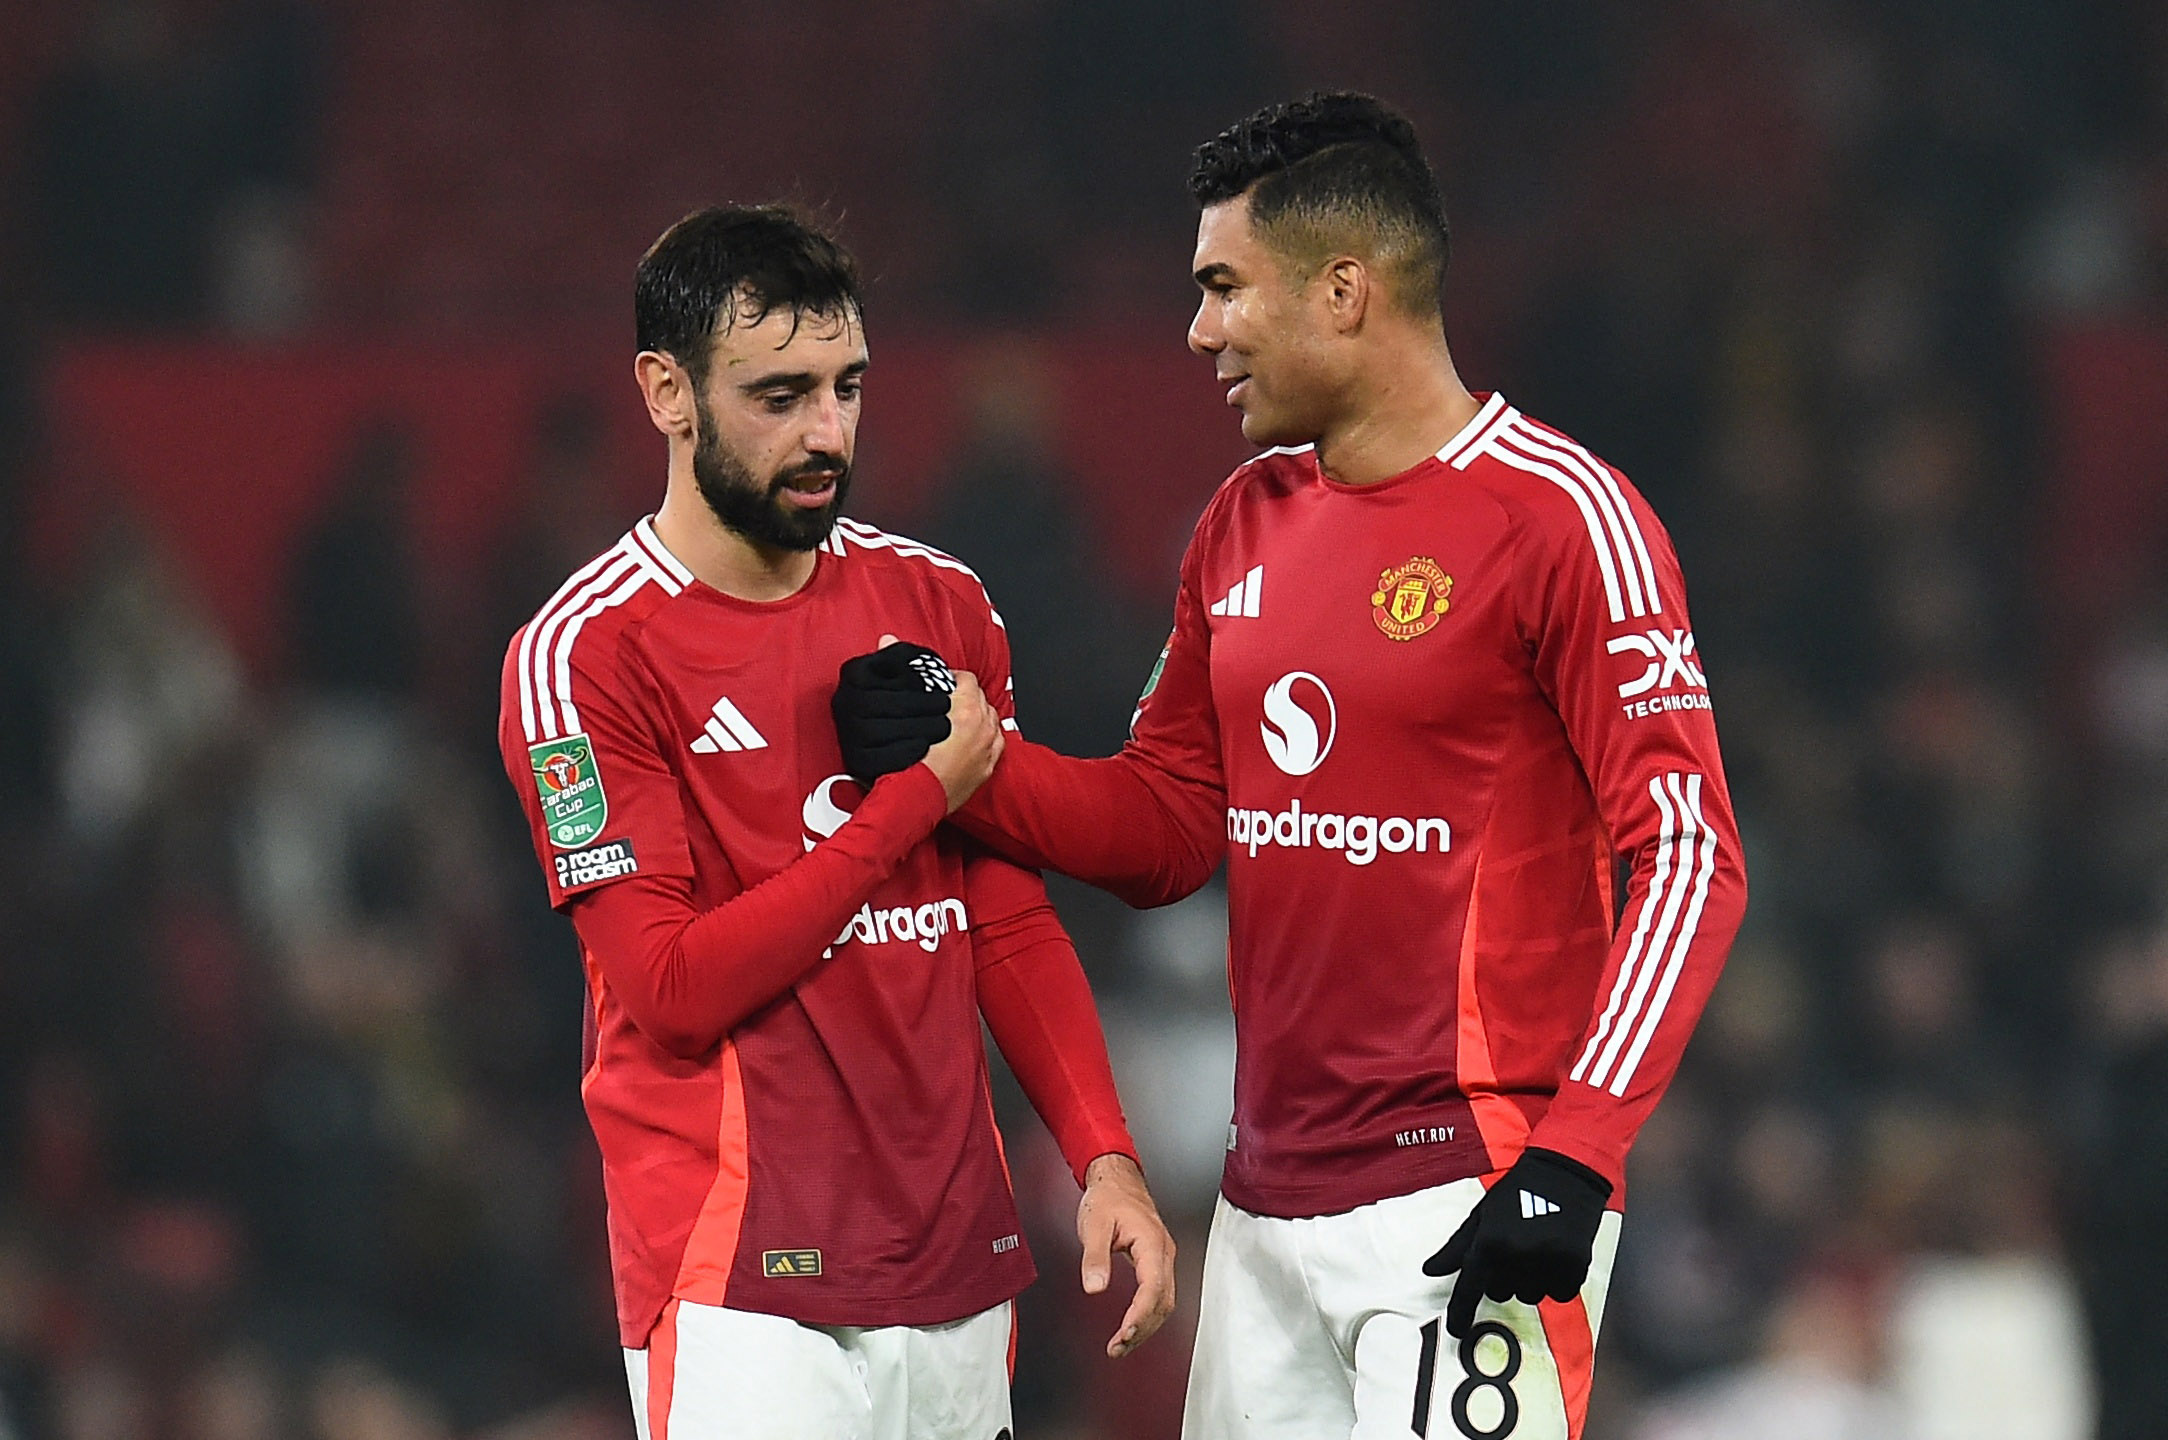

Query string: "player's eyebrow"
[1195, 262, 1237, 289]
[737, 358, 868, 394]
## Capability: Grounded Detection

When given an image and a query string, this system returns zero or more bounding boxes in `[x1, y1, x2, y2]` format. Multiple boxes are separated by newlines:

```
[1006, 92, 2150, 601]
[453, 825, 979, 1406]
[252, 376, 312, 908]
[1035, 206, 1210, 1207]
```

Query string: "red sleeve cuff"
[1523, 1118, 1628, 1197]
[974, 931, 1138, 1186]
[882, 761, 951, 833]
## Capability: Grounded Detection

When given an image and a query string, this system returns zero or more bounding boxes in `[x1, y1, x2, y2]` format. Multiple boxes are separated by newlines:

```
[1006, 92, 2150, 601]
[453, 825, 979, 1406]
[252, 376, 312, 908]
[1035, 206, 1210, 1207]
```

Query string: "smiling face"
[687, 297, 867, 552]
[1187, 194, 1344, 448]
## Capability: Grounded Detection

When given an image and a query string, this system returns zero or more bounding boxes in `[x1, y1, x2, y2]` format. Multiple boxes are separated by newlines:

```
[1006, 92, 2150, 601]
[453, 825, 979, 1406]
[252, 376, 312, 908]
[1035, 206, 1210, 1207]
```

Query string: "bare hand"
[1077, 1153, 1176, 1357]
[919, 670, 1003, 813]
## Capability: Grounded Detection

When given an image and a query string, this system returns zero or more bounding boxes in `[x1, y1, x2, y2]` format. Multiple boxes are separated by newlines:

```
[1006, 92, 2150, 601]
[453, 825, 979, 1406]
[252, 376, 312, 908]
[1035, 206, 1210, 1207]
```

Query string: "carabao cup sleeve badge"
[529, 734, 609, 849]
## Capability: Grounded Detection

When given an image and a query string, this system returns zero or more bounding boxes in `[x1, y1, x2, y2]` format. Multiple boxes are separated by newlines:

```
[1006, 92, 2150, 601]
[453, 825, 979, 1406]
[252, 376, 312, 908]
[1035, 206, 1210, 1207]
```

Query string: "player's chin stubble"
[691, 415, 851, 553]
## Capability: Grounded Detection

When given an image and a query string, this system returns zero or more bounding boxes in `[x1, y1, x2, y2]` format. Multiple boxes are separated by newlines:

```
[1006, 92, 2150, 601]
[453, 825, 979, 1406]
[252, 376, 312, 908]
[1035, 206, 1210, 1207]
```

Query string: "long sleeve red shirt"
[955, 394, 1747, 1214]
[567, 803, 1138, 1186]
[501, 515, 1137, 1347]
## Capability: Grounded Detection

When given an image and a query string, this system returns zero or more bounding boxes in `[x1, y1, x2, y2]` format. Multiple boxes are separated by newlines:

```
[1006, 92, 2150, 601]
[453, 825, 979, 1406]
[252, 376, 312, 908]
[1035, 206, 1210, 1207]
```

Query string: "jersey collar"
[1435, 392, 1510, 467]
[631, 515, 697, 591]
[1312, 392, 1510, 495]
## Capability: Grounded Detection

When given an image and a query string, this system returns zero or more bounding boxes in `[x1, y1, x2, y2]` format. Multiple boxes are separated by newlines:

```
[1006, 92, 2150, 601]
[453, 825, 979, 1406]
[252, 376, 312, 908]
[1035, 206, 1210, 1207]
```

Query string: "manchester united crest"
[1370, 557, 1454, 641]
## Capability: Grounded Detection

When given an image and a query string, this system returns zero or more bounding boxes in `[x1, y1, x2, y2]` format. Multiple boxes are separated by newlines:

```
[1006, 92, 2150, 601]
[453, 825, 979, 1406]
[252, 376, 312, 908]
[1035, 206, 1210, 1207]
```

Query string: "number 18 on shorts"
[1182, 1178, 1622, 1440]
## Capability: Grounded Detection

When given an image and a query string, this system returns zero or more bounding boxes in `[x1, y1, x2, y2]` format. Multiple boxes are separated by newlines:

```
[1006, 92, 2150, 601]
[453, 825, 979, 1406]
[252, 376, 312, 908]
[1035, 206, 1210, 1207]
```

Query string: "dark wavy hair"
[634, 205, 864, 389]
[1189, 92, 1449, 318]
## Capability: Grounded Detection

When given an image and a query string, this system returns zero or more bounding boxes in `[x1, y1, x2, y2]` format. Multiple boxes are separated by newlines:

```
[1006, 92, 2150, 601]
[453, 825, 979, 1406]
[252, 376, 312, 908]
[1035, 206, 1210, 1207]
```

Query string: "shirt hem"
[1221, 1145, 1499, 1219]
[617, 1261, 1037, 1345]
[673, 1261, 1037, 1334]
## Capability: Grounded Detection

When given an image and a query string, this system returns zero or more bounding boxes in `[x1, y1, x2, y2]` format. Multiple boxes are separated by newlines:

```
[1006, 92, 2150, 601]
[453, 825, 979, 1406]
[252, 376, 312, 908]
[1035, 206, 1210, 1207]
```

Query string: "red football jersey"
[500, 515, 1043, 1345]
[963, 393, 1748, 1217]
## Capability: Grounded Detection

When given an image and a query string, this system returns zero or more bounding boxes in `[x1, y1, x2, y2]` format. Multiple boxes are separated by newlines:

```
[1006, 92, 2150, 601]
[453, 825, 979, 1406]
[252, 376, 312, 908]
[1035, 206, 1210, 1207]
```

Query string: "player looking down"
[833, 94, 1747, 1440]
[499, 205, 1174, 1440]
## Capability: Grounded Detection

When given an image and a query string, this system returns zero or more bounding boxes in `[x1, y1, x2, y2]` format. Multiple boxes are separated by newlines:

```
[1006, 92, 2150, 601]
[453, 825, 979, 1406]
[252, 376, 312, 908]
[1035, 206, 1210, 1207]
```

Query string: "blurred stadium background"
[1, 1, 2165, 1436]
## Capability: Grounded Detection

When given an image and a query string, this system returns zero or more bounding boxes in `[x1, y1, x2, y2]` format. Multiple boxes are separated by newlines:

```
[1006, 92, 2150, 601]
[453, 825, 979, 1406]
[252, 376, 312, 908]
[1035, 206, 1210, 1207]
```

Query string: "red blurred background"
[3, 3, 2168, 1438]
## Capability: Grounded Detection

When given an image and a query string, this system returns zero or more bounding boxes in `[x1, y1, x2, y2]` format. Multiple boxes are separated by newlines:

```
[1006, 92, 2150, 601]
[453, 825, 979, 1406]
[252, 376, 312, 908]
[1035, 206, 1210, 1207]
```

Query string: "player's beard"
[691, 396, 852, 553]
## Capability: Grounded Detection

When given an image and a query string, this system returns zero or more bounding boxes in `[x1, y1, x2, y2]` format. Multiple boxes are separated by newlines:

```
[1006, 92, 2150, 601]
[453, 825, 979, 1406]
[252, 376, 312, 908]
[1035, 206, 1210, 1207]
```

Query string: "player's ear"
[1322, 256, 1370, 336]
[635, 350, 697, 441]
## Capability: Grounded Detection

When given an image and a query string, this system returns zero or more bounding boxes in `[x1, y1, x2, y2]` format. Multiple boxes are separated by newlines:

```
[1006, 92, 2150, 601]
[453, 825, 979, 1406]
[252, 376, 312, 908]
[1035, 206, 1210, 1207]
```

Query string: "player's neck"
[1312, 340, 1479, 488]
[652, 486, 819, 602]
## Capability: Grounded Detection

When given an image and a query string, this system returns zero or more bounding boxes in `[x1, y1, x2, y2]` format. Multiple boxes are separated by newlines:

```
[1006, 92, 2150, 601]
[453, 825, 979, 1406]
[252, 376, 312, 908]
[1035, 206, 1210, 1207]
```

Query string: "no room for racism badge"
[530, 733, 609, 848]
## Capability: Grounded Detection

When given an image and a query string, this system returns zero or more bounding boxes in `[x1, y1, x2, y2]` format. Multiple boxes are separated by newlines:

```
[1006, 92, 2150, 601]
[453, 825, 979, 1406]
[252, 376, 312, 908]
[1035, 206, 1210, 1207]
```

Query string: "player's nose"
[1188, 297, 1223, 356]
[803, 392, 849, 454]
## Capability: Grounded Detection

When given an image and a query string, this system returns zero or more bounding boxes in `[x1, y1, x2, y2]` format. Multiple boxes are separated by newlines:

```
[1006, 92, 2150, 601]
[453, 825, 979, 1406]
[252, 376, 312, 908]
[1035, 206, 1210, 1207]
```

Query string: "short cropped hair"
[1189, 92, 1449, 318]
[634, 205, 864, 388]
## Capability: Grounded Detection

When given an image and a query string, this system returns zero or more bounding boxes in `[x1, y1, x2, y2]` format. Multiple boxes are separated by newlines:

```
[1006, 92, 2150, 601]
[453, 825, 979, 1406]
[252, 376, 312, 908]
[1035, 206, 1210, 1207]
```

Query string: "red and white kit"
[959, 394, 1747, 1438]
[499, 516, 1136, 1440]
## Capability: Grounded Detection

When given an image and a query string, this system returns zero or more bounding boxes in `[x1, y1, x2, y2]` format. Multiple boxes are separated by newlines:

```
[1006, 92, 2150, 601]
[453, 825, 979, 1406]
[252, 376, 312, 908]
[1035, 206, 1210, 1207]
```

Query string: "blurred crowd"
[4, 1, 2168, 1437]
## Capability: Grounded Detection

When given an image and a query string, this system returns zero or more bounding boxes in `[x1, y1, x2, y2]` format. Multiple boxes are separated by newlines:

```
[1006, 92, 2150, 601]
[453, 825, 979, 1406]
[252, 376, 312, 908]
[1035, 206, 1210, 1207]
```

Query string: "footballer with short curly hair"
[836, 92, 1749, 1440]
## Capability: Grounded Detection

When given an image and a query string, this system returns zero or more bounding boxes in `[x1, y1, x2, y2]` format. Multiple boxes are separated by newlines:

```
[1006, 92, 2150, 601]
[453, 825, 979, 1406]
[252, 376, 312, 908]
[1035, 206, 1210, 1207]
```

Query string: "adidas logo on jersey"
[1519, 1190, 1562, 1219]
[689, 696, 769, 754]
[1208, 564, 1264, 618]
[762, 1248, 822, 1278]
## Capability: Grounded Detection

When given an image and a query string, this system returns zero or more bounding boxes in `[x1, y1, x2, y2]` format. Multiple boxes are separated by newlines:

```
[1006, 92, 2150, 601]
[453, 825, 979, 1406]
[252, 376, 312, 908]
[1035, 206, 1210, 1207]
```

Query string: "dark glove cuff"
[1519, 1147, 1614, 1205]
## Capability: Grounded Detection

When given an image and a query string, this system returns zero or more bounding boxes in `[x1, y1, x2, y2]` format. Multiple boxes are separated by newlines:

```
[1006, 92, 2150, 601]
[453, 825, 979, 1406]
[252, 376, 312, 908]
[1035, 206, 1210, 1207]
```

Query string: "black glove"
[833, 641, 956, 782]
[1423, 1147, 1611, 1338]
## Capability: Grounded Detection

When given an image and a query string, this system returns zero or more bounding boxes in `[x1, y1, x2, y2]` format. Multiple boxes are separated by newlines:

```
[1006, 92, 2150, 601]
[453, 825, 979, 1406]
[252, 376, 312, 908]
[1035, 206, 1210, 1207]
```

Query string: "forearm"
[976, 913, 1140, 1184]
[954, 736, 1224, 908]
[1531, 814, 1748, 1189]
[570, 765, 949, 1057]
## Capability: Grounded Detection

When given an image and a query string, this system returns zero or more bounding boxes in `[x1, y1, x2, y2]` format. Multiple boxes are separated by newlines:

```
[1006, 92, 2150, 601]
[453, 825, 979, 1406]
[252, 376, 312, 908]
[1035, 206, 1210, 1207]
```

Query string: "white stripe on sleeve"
[1585, 773, 1704, 1089]
[1536, 425, 1662, 617]
[527, 547, 638, 740]
[517, 545, 622, 743]
[549, 565, 653, 737]
[1482, 438, 1630, 624]
[1609, 774, 1719, 1095]
[1571, 774, 1678, 1083]
[1500, 420, 1658, 617]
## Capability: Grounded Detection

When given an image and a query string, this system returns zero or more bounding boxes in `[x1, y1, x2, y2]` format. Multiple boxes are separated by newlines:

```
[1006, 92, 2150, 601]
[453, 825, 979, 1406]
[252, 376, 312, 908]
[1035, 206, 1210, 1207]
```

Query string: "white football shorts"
[623, 1297, 1015, 1440]
[1183, 1176, 1622, 1440]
